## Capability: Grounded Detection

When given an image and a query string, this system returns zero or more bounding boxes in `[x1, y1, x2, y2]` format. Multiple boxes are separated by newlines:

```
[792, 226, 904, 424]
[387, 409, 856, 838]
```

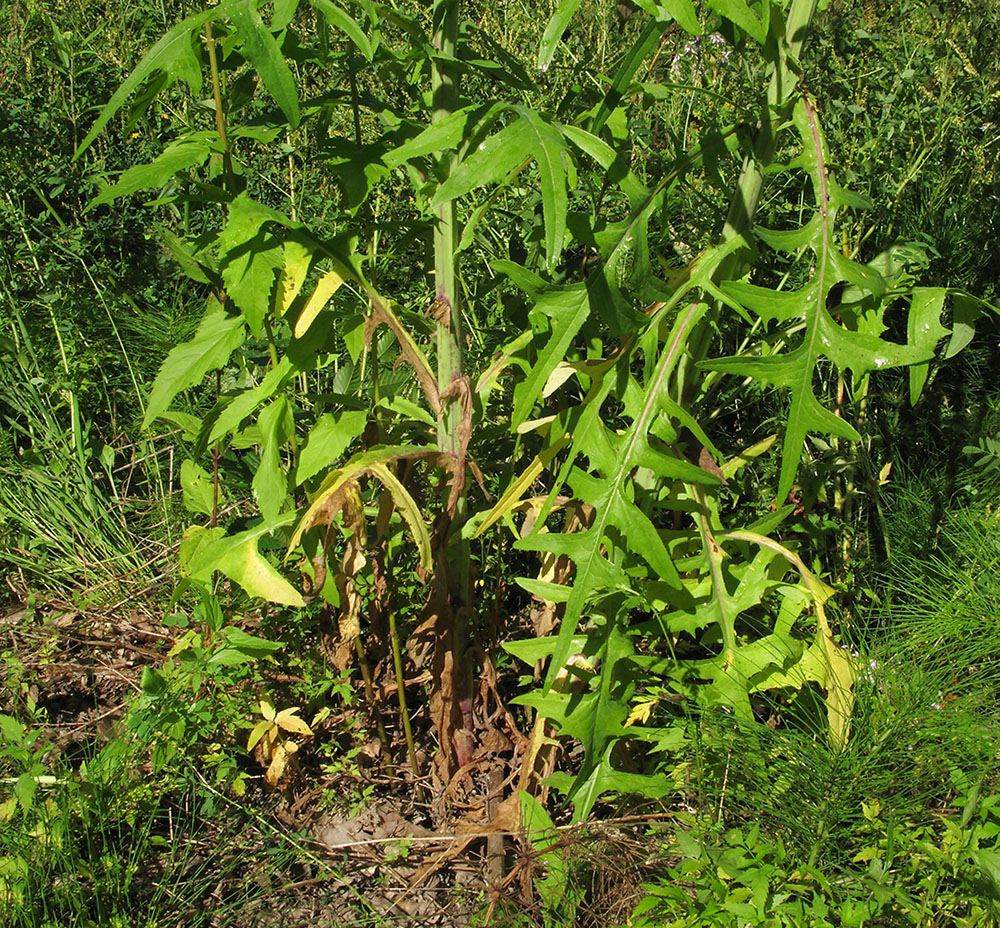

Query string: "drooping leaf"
[906, 288, 949, 404]
[309, 0, 373, 61]
[707, 0, 766, 43]
[143, 298, 245, 428]
[230, 0, 301, 127]
[86, 134, 217, 211]
[293, 265, 347, 337]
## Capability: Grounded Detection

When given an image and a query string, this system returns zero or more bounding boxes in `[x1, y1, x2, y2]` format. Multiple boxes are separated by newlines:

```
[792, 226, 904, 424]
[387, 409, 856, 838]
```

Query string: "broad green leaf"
[230, 0, 301, 127]
[182, 519, 305, 607]
[208, 627, 284, 665]
[253, 396, 293, 528]
[433, 118, 532, 203]
[271, 0, 301, 29]
[383, 104, 500, 168]
[907, 288, 948, 404]
[180, 459, 218, 515]
[75, 2, 241, 157]
[207, 355, 295, 444]
[537, 0, 584, 73]
[143, 299, 245, 428]
[309, 0, 373, 61]
[86, 134, 216, 211]
[296, 409, 367, 485]
[707, 0, 766, 43]
[218, 197, 287, 335]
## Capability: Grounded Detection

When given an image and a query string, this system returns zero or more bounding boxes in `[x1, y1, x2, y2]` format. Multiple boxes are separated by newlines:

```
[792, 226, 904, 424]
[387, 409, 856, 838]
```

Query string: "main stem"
[430, 0, 473, 774]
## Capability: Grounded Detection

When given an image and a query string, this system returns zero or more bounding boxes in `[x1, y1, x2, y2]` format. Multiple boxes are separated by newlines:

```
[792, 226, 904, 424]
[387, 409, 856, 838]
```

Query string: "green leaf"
[707, 0, 766, 43]
[296, 410, 367, 485]
[86, 134, 216, 211]
[181, 519, 305, 607]
[218, 197, 286, 335]
[907, 288, 948, 404]
[143, 299, 245, 429]
[707, 99, 932, 501]
[207, 355, 295, 445]
[140, 666, 168, 697]
[309, 0, 373, 61]
[76, 1, 241, 157]
[433, 109, 569, 270]
[208, 627, 284, 665]
[253, 396, 293, 528]
[180, 459, 218, 515]
[537, 0, 584, 73]
[230, 0, 300, 127]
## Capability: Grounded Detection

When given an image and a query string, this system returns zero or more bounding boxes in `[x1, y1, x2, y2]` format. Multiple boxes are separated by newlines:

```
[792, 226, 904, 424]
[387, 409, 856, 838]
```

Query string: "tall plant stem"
[202, 13, 235, 187]
[428, 0, 474, 774]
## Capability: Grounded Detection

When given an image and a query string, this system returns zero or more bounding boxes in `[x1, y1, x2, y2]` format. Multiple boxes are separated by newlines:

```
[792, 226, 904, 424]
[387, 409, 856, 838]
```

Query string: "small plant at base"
[247, 700, 313, 788]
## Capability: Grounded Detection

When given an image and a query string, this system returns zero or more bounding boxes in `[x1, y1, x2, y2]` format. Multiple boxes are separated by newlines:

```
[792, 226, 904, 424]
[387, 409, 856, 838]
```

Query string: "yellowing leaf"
[273, 708, 313, 736]
[295, 265, 348, 338]
[275, 237, 313, 318]
[247, 718, 273, 752]
[265, 739, 298, 786]
[625, 698, 657, 727]
[259, 700, 276, 722]
[879, 461, 892, 485]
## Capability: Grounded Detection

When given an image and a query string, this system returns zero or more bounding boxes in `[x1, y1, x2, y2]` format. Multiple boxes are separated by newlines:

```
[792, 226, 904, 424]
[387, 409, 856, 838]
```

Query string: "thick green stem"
[429, 0, 473, 773]
[432, 0, 463, 452]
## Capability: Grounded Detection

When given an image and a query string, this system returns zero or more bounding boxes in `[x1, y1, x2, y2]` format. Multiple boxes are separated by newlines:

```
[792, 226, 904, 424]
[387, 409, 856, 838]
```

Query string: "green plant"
[74, 0, 993, 848]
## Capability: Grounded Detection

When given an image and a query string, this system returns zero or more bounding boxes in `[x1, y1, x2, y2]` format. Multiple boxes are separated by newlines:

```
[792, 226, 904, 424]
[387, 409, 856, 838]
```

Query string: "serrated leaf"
[230, 0, 300, 127]
[707, 98, 932, 501]
[295, 409, 367, 485]
[143, 299, 244, 429]
[434, 109, 569, 270]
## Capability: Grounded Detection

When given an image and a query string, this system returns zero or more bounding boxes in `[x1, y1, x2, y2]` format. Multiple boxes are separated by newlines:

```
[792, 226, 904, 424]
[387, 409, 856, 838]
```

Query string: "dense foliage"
[1, 0, 999, 925]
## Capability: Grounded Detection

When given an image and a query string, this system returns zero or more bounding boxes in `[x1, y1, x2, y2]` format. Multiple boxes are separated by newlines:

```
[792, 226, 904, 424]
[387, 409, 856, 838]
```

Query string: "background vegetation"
[1, 0, 999, 925]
